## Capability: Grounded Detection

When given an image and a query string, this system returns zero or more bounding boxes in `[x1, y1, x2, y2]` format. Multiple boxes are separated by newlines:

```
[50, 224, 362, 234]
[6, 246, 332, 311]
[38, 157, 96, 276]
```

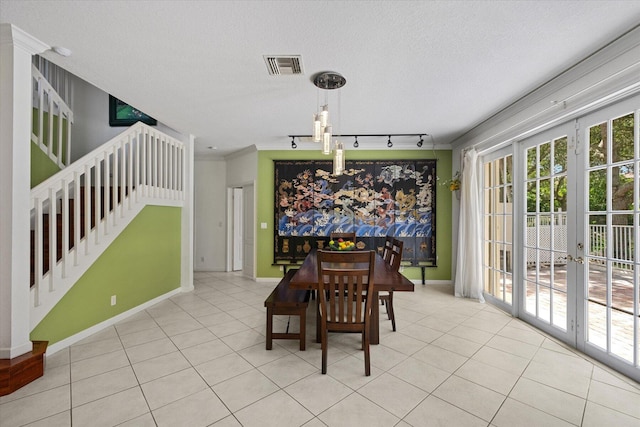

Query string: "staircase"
[29, 122, 185, 330]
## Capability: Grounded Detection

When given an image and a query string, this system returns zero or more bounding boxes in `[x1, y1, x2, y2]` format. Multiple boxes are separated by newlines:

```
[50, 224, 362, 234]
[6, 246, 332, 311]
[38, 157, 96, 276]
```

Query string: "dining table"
[288, 248, 414, 345]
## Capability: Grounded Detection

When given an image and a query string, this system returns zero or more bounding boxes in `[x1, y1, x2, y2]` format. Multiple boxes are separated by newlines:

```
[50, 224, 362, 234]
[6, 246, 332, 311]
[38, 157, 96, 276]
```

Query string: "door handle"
[574, 257, 584, 264]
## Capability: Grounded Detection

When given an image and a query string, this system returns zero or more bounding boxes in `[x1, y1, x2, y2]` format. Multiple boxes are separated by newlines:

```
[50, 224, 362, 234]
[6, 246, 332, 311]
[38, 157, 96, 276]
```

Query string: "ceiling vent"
[264, 55, 303, 75]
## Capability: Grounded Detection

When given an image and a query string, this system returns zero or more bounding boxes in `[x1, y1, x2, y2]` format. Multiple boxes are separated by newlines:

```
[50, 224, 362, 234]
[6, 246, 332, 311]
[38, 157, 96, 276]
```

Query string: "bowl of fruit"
[328, 238, 356, 251]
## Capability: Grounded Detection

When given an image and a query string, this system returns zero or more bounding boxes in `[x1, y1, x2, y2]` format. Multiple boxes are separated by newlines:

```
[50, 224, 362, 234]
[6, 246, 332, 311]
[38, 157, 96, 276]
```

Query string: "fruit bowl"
[328, 239, 356, 251]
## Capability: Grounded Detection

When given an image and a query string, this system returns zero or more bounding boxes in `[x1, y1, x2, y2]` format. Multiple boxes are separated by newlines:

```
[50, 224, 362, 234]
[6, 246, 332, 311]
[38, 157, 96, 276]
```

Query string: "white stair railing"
[30, 122, 184, 329]
[32, 64, 73, 169]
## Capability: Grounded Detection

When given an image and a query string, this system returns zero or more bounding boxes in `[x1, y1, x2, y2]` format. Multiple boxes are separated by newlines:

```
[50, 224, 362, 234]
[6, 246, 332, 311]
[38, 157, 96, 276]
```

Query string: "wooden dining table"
[289, 248, 414, 344]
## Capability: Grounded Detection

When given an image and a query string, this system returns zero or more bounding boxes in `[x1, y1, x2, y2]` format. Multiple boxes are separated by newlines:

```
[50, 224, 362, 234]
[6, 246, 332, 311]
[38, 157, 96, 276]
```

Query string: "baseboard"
[46, 288, 182, 356]
[0, 341, 48, 396]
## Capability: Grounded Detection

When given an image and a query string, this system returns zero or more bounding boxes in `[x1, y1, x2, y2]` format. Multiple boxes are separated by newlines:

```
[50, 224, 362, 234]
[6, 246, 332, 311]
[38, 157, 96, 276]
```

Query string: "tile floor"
[1, 272, 639, 427]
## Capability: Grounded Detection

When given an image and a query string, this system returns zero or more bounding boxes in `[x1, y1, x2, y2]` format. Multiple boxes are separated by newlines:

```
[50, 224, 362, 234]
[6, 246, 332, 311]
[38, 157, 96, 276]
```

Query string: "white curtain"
[454, 148, 485, 302]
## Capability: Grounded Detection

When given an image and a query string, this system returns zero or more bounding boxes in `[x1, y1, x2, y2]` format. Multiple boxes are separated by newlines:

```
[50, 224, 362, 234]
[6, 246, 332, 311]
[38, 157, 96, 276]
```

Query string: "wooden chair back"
[316, 249, 376, 374]
[330, 232, 356, 242]
[382, 236, 394, 262]
[388, 238, 403, 272]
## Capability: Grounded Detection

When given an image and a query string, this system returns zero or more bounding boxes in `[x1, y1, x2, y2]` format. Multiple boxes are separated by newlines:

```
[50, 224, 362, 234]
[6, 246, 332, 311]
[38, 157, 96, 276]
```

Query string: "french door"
[517, 94, 640, 380]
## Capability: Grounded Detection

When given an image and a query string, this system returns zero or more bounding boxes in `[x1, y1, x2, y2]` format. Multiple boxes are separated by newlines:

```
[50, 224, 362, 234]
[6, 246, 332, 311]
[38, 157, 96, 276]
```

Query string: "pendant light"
[312, 71, 346, 162]
[333, 141, 345, 176]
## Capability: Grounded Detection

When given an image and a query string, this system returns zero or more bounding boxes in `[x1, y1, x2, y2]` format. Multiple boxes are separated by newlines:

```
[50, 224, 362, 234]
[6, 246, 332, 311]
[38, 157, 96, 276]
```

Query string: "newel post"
[0, 24, 49, 359]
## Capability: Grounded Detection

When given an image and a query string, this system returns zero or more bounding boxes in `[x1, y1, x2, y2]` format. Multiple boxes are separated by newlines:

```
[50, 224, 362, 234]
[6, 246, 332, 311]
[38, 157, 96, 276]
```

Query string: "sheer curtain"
[454, 148, 485, 302]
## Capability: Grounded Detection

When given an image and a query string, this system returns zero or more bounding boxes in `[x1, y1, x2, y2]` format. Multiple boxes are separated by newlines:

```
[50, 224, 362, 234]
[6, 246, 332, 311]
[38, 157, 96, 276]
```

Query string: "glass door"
[579, 96, 639, 379]
[520, 122, 579, 345]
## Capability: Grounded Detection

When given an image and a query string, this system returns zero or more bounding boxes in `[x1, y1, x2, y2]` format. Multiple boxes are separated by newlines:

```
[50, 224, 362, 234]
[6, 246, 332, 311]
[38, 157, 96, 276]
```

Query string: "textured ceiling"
[2, 1, 640, 158]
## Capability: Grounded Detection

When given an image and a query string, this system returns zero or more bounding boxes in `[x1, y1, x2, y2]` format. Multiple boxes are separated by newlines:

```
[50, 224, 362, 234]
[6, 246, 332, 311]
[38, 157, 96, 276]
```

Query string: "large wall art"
[274, 159, 436, 266]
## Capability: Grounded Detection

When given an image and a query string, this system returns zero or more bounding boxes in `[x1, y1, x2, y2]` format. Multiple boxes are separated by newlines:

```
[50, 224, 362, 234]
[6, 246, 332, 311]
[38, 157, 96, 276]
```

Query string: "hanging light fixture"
[312, 72, 346, 161]
[333, 141, 345, 176]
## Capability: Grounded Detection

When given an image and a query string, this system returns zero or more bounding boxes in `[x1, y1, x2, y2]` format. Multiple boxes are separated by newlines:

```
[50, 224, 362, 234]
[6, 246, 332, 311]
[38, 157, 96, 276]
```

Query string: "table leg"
[370, 290, 380, 345]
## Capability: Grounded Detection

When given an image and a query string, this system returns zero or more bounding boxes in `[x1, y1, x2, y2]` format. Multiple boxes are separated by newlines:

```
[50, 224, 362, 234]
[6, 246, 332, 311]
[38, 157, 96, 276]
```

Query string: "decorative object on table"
[109, 95, 157, 127]
[328, 238, 355, 251]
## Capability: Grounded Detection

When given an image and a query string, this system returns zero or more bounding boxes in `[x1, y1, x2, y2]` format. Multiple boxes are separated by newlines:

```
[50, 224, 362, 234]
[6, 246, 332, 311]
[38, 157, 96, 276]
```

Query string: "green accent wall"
[31, 141, 61, 188]
[30, 206, 182, 345]
[257, 149, 453, 281]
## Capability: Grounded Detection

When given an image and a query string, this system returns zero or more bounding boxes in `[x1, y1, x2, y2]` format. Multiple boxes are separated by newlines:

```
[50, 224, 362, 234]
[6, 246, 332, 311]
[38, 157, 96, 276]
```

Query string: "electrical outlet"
[279, 265, 283, 271]
[111, 295, 116, 306]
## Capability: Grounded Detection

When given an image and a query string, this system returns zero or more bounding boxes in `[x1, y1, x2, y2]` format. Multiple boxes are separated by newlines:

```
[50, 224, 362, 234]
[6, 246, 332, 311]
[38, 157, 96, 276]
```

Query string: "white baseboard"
[46, 288, 182, 356]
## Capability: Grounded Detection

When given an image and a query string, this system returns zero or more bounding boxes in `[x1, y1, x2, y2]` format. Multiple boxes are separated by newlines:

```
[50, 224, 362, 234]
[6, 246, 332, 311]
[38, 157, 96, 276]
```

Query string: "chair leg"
[388, 291, 396, 332]
[299, 308, 306, 351]
[321, 327, 328, 374]
[363, 328, 371, 376]
[266, 307, 273, 350]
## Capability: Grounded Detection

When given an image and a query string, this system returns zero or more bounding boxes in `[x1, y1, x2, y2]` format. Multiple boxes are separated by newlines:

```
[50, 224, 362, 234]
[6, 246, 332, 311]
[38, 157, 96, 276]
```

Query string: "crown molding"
[0, 23, 49, 54]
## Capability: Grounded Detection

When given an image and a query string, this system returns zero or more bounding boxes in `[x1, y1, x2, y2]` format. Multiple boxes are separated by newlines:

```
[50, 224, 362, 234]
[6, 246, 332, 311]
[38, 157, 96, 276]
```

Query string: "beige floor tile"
[169, 326, 218, 349]
[510, 377, 586, 425]
[587, 379, 640, 419]
[212, 369, 279, 412]
[159, 318, 204, 336]
[497, 324, 545, 347]
[486, 334, 540, 360]
[582, 401, 640, 427]
[258, 353, 317, 388]
[181, 338, 234, 366]
[0, 385, 70, 427]
[285, 373, 353, 415]
[492, 398, 576, 427]
[70, 349, 130, 382]
[118, 326, 167, 348]
[140, 368, 208, 410]
[388, 356, 451, 393]
[71, 365, 138, 407]
[207, 319, 251, 337]
[472, 346, 530, 376]
[318, 392, 399, 427]
[196, 352, 255, 386]
[431, 333, 484, 357]
[72, 387, 148, 427]
[221, 328, 266, 351]
[125, 337, 178, 365]
[22, 410, 70, 427]
[197, 311, 236, 327]
[69, 337, 123, 362]
[325, 354, 383, 389]
[114, 317, 159, 336]
[132, 350, 191, 384]
[523, 359, 591, 398]
[235, 390, 314, 427]
[433, 375, 505, 421]
[117, 412, 157, 427]
[152, 388, 230, 427]
[404, 395, 487, 427]
[380, 332, 428, 356]
[211, 415, 243, 426]
[412, 344, 469, 373]
[456, 358, 519, 395]
[447, 324, 496, 345]
[358, 372, 428, 418]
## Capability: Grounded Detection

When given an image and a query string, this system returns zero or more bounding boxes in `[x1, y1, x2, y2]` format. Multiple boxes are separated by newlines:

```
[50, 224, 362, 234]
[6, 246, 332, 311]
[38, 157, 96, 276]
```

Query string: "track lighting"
[417, 136, 424, 147]
[291, 137, 297, 149]
[387, 136, 393, 148]
[353, 136, 359, 148]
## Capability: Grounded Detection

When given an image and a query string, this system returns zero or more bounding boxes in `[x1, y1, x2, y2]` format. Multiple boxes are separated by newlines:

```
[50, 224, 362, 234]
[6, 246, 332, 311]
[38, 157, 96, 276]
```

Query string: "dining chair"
[316, 249, 376, 376]
[329, 231, 356, 242]
[379, 238, 403, 331]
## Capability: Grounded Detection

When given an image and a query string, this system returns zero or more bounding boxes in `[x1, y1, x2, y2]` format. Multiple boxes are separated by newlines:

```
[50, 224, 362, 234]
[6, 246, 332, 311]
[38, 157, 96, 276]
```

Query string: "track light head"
[291, 137, 297, 149]
[353, 136, 359, 148]
[417, 136, 424, 147]
[387, 136, 393, 148]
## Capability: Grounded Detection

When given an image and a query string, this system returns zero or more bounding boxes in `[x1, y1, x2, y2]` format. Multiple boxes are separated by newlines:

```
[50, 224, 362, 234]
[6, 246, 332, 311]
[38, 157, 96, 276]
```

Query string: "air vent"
[264, 55, 303, 75]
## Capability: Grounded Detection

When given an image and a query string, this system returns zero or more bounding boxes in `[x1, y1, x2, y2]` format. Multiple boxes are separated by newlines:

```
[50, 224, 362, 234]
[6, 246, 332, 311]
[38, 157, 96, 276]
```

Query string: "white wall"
[226, 146, 258, 187]
[70, 74, 183, 162]
[194, 159, 227, 271]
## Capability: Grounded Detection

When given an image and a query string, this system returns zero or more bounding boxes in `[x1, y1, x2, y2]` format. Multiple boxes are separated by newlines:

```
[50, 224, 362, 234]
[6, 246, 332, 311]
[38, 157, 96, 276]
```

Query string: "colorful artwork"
[274, 159, 436, 265]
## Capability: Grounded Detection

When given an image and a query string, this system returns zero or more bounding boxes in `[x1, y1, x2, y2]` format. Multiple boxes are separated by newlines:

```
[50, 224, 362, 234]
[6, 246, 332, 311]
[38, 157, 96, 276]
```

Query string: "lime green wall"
[31, 141, 61, 188]
[30, 206, 182, 345]
[257, 150, 453, 281]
